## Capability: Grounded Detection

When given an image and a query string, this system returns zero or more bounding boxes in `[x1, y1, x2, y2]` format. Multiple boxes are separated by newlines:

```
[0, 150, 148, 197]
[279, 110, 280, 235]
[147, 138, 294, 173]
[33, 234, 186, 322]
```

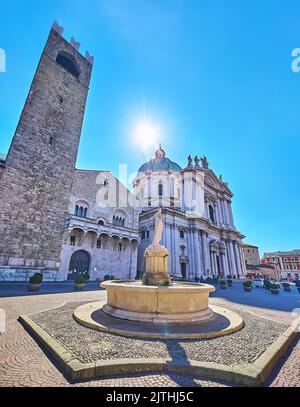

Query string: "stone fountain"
[100, 208, 215, 324]
[74, 208, 243, 338]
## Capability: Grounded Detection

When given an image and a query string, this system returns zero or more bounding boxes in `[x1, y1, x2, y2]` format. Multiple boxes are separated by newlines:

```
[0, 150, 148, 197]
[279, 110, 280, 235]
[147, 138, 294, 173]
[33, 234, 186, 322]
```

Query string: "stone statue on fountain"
[152, 207, 163, 247]
[142, 207, 171, 286]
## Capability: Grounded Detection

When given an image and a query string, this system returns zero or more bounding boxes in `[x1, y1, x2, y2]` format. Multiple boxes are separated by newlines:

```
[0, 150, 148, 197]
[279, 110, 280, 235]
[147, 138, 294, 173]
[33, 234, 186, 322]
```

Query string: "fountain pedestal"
[142, 244, 171, 286]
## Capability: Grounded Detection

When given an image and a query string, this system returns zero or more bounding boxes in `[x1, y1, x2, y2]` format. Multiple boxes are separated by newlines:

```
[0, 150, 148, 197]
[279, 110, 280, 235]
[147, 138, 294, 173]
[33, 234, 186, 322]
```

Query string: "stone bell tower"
[0, 22, 93, 269]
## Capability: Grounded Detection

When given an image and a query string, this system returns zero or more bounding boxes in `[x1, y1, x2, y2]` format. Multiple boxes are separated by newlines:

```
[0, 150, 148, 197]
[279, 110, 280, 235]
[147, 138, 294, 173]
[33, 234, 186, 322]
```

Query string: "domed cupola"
[137, 145, 182, 175]
[133, 146, 182, 209]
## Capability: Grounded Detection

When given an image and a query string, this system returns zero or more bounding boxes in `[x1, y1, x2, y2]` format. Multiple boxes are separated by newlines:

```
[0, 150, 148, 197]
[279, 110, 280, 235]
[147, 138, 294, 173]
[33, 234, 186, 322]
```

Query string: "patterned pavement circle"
[30, 301, 287, 366]
[0, 289, 299, 387]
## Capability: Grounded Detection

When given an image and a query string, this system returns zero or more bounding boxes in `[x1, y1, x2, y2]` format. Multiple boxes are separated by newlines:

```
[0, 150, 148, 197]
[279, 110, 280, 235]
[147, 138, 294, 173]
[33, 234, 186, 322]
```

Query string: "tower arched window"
[56, 51, 80, 78]
[75, 205, 79, 216]
[209, 205, 215, 222]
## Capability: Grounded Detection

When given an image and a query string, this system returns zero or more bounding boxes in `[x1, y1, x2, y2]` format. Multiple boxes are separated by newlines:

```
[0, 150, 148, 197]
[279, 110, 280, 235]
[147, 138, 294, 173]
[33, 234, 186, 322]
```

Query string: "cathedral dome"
[137, 146, 182, 174]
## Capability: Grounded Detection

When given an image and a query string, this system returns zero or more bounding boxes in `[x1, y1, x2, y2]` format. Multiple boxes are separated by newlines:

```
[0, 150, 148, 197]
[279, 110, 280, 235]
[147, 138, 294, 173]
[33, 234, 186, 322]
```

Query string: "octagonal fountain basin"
[100, 280, 215, 324]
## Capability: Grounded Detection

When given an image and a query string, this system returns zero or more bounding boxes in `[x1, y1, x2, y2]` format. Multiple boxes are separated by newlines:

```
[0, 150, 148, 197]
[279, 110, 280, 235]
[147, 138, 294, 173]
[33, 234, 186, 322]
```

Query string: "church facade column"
[228, 201, 235, 227]
[193, 228, 201, 277]
[172, 222, 178, 276]
[226, 241, 232, 275]
[233, 241, 243, 277]
[213, 252, 219, 276]
[224, 246, 230, 275]
[200, 231, 209, 275]
[238, 243, 247, 276]
[188, 228, 196, 278]
[224, 199, 231, 226]
[229, 240, 237, 276]
[216, 200, 222, 226]
[225, 200, 233, 227]
[220, 253, 227, 276]
[209, 250, 214, 277]
[219, 199, 225, 225]
[147, 175, 152, 207]
[169, 224, 174, 276]
[219, 242, 228, 276]
[213, 202, 219, 224]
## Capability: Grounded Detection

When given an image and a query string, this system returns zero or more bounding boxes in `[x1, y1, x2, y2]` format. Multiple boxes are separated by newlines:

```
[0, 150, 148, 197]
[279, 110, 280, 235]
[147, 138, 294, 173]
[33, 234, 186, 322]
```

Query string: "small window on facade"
[75, 205, 88, 218]
[104, 179, 108, 186]
[70, 236, 76, 246]
[158, 183, 163, 197]
[146, 231, 150, 239]
[209, 205, 215, 222]
[180, 230, 184, 239]
[117, 243, 122, 252]
[141, 231, 146, 240]
[96, 239, 102, 249]
[98, 220, 104, 226]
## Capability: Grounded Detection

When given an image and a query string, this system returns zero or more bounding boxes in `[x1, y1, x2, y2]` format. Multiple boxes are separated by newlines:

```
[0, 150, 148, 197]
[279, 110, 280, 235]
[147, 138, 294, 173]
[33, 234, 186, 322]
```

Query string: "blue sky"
[0, 0, 299, 255]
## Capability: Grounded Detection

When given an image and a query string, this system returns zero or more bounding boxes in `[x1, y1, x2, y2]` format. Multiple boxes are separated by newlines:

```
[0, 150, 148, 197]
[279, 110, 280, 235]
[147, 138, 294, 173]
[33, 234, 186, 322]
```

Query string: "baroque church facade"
[135, 147, 246, 280]
[0, 23, 246, 282]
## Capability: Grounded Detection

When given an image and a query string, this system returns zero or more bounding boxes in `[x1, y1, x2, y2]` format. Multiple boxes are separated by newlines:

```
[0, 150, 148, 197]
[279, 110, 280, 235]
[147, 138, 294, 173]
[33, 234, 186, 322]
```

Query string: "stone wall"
[59, 239, 138, 281]
[0, 268, 64, 282]
[0, 28, 92, 268]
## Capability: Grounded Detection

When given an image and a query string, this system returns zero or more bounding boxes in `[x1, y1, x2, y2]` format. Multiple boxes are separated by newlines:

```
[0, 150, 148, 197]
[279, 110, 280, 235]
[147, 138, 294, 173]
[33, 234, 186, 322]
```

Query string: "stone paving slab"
[19, 300, 296, 385]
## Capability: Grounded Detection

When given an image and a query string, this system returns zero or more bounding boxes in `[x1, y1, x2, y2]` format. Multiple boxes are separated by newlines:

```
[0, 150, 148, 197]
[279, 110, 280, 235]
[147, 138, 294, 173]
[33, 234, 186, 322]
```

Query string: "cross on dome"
[155, 144, 166, 159]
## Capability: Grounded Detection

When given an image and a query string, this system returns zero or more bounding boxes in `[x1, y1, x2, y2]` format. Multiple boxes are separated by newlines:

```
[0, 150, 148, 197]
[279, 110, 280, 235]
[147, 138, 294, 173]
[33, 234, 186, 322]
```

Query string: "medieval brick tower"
[0, 22, 93, 269]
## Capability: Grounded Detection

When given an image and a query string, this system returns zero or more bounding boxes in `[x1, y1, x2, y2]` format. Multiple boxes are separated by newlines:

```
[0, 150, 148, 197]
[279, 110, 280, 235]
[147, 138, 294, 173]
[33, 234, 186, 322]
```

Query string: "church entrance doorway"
[68, 250, 90, 280]
[181, 262, 187, 280]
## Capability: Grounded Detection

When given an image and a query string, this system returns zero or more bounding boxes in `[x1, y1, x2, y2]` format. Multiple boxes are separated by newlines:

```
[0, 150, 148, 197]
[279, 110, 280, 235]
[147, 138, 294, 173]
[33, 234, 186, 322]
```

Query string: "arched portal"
[68, 250, 90, 280]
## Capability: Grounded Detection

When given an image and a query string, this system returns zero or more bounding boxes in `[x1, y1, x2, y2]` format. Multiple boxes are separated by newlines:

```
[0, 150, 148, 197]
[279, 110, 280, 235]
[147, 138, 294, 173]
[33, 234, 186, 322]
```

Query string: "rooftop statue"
[201, 156, 209, 169]
[194, 155, 200, 168]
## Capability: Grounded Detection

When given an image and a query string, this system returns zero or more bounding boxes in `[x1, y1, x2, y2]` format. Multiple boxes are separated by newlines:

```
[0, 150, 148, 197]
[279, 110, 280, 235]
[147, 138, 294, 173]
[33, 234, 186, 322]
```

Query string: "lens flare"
[132, 120, 160, 151]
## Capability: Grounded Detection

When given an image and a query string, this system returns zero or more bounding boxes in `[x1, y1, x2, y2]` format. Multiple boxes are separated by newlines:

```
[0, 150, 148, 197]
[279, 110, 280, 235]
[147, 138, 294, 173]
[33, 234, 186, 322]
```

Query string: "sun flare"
[132, 120, 161, 150]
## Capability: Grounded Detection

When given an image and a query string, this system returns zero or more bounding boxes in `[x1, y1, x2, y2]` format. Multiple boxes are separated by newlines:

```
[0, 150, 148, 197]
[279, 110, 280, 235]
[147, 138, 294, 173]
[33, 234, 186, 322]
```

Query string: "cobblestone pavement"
[0, 290, 299, 387]
[30, 301, 287, 365]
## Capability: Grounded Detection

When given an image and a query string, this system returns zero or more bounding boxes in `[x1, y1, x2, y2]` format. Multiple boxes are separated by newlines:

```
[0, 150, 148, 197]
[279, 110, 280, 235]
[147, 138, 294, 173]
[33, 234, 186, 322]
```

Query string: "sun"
[132, 120, 161, 150]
